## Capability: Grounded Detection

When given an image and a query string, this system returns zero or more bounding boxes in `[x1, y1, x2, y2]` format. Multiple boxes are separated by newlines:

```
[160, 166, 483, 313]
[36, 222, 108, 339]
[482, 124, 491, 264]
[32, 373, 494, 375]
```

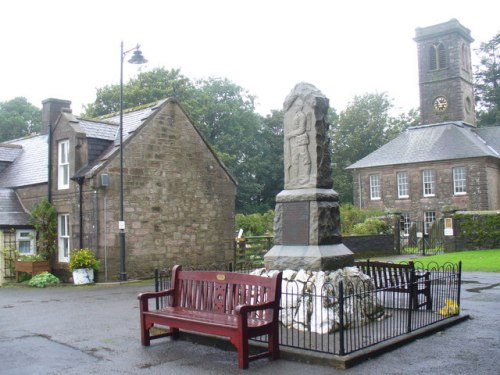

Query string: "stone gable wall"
[85, 101, 236, 279]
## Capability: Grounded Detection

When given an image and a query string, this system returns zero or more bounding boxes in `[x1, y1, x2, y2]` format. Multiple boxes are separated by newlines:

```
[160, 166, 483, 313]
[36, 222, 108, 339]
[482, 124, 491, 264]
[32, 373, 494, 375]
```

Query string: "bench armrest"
[138, 288, 174, 303]
[234, 300, 278, 315]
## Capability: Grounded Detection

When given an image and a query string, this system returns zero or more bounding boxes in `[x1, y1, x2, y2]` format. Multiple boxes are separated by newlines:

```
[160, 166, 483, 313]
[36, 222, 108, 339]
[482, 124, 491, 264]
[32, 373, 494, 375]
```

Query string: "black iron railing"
[153, 261, 461, 356]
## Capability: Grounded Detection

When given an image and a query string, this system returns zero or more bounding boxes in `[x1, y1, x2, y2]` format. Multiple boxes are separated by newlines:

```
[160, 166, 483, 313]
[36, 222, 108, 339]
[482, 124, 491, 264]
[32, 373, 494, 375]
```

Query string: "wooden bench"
[138, 265, 282, 369]
[354, 260, 432, 310]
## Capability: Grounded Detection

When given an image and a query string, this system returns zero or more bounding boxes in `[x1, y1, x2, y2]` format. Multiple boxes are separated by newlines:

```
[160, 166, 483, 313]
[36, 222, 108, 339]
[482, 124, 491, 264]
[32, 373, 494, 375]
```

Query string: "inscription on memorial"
[282, 201, 309, 245]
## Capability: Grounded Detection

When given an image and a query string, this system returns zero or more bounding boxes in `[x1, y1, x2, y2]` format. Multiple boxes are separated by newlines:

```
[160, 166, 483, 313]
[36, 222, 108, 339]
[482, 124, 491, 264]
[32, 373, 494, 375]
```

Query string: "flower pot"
[15, 260, 51, 282]
[72, 268, 95, 285]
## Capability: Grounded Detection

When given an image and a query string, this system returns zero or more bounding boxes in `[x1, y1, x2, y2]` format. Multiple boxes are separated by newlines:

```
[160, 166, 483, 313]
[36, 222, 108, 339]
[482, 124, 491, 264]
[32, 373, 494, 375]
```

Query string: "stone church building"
[0, 98, 236, 281]
[347, 19, 500, 233]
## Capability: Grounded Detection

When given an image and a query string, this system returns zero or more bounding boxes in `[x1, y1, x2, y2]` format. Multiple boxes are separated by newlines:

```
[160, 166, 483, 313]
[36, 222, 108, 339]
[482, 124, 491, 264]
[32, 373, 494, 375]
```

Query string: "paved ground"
[1, 271, 499, 374]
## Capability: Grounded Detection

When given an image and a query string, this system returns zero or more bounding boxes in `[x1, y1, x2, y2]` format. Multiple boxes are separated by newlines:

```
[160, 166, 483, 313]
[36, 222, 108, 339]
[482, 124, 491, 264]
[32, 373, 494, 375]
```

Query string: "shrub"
[235, 210, 274, 236]
[69, 248, 100, 271]
[340, 204, 386, 235]
[28, 198, 57, 259]
[352, 217, 391, 235]
[28, 272, 60, 288]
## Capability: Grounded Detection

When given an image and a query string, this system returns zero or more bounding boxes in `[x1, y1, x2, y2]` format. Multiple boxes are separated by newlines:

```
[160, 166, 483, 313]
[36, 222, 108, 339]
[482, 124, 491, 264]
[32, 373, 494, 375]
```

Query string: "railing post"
[407, 268, 414, 333]
[339, 280, 345, 355]
[154, 268, 160, 310]
[457, 261, 462, 309]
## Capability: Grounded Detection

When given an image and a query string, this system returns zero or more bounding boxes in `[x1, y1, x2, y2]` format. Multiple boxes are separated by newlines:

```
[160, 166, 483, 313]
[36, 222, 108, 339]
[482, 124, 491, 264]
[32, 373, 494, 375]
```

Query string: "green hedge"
[454, 211, 500, 249]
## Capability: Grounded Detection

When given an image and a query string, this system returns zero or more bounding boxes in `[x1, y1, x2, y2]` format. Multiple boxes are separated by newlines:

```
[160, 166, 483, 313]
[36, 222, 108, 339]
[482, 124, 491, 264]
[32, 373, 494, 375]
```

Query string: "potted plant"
[69, 248, 100, 285]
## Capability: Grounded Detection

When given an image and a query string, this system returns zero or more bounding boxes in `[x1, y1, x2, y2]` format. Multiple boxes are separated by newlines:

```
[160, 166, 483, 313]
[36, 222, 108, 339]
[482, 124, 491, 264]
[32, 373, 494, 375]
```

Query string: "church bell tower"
[415, 19, 476, 126]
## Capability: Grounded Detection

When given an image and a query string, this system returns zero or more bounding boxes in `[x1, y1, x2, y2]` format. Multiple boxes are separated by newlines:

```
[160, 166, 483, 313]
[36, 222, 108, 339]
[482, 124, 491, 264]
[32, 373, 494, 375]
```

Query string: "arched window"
[461, 44, 470, 71]
[429, 43, 447, 70]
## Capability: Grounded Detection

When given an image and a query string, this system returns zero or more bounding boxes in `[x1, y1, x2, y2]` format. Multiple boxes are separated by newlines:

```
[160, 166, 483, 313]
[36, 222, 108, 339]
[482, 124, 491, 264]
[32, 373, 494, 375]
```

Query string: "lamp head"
[128, 47, 148, 64]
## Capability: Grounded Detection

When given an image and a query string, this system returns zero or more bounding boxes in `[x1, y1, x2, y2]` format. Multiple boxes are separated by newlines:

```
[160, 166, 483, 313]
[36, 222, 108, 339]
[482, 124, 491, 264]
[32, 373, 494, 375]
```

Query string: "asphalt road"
[1, 272, 499, 375]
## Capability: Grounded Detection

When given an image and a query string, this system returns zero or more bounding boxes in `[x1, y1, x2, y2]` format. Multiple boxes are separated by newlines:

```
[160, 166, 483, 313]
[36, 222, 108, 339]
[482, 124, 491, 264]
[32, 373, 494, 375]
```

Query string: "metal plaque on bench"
[282, 201, 309, 245]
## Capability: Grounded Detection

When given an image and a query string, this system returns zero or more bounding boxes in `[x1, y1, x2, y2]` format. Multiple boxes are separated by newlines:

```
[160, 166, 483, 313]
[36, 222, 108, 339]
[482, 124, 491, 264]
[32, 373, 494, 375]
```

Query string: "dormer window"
[429, 43, 447, 70]
[58, 139, 70, 189]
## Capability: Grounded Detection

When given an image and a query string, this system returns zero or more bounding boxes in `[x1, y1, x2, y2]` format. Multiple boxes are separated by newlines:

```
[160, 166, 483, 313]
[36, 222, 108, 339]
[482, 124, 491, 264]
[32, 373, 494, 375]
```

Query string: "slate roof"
[73, 100, 165, 178]
[347, 122, 500, 169]
[0, 188, 31, 226]
[0, 144, 22, 162]
[78, 119, 118, 140]
[0, 134, 48, 188]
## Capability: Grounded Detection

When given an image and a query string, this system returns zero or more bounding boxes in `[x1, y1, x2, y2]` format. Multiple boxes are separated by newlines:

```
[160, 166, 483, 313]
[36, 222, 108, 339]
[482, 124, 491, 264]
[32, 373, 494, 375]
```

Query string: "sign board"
[444, 218, 454, 236]
[416, 232, 423, 238]
[119, 221, 126, 230]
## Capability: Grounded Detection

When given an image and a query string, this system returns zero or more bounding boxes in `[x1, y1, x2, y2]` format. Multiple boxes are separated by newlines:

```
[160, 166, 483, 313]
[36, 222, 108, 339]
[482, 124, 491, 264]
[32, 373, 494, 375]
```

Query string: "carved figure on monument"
[285, 106, 311, 186]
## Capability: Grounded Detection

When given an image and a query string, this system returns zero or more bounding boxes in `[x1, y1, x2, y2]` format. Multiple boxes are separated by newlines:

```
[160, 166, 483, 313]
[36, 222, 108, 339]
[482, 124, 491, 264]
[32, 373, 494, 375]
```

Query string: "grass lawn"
[407, 249, 500, 272]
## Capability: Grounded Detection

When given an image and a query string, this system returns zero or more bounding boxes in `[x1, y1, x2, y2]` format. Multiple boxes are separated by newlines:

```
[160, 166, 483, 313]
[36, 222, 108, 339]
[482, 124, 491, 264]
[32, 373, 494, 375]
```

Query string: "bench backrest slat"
[354, 261, 415, 291]
[170, 265, 280, 318]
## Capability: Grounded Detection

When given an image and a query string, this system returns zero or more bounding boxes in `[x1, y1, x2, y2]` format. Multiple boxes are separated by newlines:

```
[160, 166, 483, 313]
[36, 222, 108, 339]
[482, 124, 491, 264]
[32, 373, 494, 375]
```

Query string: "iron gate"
[400, 219, 444, 255]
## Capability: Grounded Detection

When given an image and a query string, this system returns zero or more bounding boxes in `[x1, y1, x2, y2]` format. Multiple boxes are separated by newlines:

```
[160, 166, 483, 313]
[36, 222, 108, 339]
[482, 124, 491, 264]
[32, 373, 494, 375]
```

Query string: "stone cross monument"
[264, 83, 353, 270]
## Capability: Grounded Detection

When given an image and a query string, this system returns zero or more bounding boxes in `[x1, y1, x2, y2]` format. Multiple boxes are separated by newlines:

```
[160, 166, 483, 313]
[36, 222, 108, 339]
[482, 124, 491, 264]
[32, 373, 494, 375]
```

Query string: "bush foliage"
[28, 272, 60, 288]
[235, 210, 274, 236]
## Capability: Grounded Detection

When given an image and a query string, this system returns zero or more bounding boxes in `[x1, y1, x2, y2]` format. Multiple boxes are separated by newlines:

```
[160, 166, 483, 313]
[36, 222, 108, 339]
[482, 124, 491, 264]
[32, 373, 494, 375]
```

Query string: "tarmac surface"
[1, 270, 499, 375]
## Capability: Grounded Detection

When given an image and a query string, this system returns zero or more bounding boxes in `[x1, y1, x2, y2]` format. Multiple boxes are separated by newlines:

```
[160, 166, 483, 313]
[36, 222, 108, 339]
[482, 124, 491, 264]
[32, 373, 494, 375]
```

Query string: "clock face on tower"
[433, 96, 448, 111]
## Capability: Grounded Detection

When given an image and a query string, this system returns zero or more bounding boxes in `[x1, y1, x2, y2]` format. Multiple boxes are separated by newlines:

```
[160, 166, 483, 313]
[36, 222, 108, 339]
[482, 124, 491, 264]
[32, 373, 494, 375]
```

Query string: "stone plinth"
[264, 244, 353, 271]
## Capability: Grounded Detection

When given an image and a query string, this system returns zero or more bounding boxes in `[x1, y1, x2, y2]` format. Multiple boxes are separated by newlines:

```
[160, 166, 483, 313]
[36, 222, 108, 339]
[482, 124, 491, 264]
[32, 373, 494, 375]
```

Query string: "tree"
[475, 32, 500, 126]
[83, 67, 196, 117]
[330, 92, 418, 203]
[0, 97, 41, 142]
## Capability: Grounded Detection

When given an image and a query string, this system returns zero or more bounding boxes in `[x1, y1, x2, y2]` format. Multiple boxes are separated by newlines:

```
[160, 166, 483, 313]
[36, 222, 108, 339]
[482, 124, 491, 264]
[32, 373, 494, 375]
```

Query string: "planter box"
[15, 260, 51, 282]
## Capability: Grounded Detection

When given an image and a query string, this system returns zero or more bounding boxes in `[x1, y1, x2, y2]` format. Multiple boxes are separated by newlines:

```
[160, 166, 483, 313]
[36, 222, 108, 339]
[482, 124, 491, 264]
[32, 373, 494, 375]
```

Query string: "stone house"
[347, 19, 500, 233]
[0, 97, 236, 281]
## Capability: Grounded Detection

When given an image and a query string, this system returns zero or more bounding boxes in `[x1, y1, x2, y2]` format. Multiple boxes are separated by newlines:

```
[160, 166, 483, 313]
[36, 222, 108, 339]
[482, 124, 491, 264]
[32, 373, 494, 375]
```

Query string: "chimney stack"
[41, 98, 71, 134]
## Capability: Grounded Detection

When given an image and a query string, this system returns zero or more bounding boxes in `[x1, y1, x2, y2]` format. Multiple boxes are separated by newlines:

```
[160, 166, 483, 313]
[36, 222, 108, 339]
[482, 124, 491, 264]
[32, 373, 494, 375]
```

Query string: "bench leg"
[140, 323, 151, 346]
[236, 333, 249, 369]
[269, 325, 280, 360]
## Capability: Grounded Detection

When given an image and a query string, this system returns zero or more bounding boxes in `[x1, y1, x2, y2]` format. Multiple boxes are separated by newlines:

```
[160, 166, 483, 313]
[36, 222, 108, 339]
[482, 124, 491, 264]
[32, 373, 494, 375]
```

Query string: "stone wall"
[352, 157, 496, 221]
[343, 235, 396, 257]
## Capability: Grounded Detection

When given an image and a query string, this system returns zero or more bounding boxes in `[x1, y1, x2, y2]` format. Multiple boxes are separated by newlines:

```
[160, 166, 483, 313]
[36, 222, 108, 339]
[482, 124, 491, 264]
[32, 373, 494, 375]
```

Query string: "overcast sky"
[1, 0, 498, 117]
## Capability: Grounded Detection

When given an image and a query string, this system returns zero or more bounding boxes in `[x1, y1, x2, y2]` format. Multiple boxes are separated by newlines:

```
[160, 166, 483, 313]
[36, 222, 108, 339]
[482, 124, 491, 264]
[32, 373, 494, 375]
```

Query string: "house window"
[422, 169, 435, 197]
[401, 212, 411, 236]
[453, 167, 466, 195]
[424, 211, 436, 234]
[369, 174, 381, 200]
[58, 140, 70, 189]
[397, 171, 409, 198]
[16, 230, 36, 255]
[429, 43, 447, 70]
[58, 214, 70, 262]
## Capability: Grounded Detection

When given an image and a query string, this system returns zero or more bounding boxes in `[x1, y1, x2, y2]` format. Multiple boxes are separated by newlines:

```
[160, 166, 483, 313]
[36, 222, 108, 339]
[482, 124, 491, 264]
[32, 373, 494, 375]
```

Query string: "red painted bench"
[354, 260, 432, 310]
[138, 265, 282, 369]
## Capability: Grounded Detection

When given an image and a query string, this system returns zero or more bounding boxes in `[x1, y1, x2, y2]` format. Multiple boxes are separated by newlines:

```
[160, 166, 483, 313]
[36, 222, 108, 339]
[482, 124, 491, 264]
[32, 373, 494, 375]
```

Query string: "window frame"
[422, 169, 435, 197]
[401, 212, 411, 237]
[453, 166, 467, 195]
[16, 229, 36, 255]
[369, 174, 381, 200]
[397, 171, 409, 198]
[58, 139, 70, 190]
[424, 211, 436, 235]
[58, 213, 70, 262]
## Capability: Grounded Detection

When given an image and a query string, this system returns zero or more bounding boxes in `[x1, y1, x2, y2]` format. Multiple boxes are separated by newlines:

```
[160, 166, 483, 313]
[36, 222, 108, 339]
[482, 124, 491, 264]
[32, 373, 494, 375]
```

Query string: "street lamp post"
[119, 42, 147, 281]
